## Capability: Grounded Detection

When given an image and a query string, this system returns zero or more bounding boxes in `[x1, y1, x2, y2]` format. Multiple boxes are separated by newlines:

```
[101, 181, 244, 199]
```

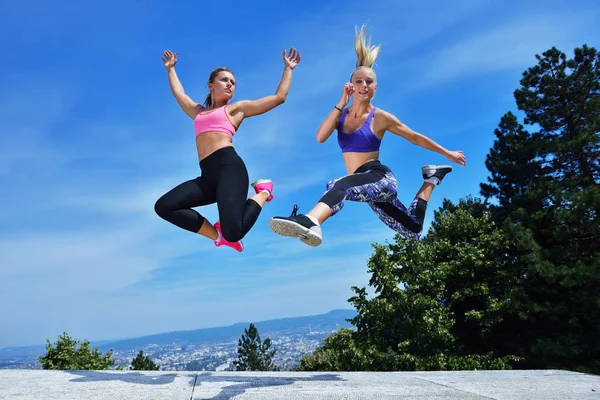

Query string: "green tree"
[355, 197, 519, 370]
[298, 198, 519, 371]
[233, 323, 278, 371]
[130, 350, 159, 371]
[479, 111, 548, 226]
[481, 44, 600, 373]
[38, 332, 116, 370]
[296, 328, 368, 371]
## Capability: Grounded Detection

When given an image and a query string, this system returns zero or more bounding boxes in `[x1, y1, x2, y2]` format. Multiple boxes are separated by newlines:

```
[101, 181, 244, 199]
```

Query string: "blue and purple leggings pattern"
[319, 164, 425, 240]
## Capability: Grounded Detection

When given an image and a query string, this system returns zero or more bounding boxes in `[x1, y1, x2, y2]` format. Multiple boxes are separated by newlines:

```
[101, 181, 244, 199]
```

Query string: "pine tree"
[233, 323, 278, 371]
[130, 350, 159, 371]
[481, 44, 600, 373]
[479, 112, 548, 226]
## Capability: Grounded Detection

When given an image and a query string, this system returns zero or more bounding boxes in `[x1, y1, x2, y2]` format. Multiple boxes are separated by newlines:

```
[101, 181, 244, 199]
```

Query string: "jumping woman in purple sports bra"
[155, 48, 301, 252]
[269, 25, 466, 247]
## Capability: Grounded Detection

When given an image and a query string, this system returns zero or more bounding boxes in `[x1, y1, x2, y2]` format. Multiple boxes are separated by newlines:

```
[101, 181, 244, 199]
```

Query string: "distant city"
[0, 309, 356, 371]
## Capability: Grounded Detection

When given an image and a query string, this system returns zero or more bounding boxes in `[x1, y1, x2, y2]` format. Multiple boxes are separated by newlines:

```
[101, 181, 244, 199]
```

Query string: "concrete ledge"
[0, 369, 598, 399]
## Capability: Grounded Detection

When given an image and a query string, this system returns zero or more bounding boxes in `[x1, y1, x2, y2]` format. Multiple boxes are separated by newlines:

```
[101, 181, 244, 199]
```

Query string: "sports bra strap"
[365, 107, 376, 122]
[338, 107, 349, 130]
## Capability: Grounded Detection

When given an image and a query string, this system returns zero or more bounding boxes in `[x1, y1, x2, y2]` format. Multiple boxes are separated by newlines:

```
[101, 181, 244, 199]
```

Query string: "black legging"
[154, 146, 261, 242]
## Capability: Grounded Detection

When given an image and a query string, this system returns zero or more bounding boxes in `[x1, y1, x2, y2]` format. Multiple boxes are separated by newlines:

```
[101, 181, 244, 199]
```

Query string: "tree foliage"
[297, 328, 368, 371]
[130, 350, 159, 371]
[38, 332, 116, 370]
[233, 323, 278, 371]
[480, 44, 600, 373]
[299, 198, 520, 371]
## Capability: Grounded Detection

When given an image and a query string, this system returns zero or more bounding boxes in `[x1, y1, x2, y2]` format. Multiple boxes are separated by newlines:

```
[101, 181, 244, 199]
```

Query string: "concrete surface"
[0, 369, 598, 399]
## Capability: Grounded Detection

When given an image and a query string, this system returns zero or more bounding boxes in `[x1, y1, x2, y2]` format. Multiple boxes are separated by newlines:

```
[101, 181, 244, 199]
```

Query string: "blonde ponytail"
[351, 24, 380, 79]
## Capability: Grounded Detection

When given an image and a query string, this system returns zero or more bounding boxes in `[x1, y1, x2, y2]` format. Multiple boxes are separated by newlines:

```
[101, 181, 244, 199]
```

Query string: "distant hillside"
[0, 309, 356, 359]
[98, 309, 356, 351]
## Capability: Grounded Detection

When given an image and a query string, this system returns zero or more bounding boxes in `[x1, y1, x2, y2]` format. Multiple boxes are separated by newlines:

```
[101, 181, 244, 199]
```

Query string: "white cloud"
[0, 239, 372, 346]
[412, 9, 598, 89]
[0, 226, 174, 289]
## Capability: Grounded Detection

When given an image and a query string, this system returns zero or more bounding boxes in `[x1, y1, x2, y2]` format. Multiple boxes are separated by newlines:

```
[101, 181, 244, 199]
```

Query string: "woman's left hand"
[447, 150, 467, 166]
[283, 47, 301, 70]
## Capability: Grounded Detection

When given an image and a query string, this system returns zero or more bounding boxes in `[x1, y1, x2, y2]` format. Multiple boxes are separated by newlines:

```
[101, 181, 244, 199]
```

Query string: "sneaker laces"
[290, 204, 299, 217]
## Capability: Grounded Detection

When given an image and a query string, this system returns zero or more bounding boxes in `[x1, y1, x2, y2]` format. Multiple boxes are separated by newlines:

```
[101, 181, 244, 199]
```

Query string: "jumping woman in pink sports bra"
[155, 48, 301, 252]
[269, 25, 466, 247]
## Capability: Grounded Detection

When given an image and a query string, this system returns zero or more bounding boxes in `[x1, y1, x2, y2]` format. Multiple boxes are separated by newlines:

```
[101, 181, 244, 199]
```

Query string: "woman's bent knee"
[221, 222, 244, 243]
[154, 196, 170, 219]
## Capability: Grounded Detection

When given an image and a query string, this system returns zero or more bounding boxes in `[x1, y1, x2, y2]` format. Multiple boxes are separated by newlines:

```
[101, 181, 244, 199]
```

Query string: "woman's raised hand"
[283, 47, 301, 70]
[161, 50, 178, 70]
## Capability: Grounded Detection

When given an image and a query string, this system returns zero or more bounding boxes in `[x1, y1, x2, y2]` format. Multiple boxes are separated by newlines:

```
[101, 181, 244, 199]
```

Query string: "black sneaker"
[421, 165, 453, 185]
[269, 204, 323, 247]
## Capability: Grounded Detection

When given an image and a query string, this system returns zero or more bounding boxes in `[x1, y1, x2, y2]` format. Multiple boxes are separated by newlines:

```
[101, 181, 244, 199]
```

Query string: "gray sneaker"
[269, 205, 323, 247]
[421, 165, 453, 185]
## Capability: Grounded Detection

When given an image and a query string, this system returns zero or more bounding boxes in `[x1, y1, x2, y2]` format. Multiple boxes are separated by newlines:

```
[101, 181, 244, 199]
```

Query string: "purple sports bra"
[337, 107, 381, 153]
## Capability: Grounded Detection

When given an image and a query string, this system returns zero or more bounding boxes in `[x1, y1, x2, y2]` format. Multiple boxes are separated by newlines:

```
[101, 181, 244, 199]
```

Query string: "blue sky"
[0, 0, 598, 348]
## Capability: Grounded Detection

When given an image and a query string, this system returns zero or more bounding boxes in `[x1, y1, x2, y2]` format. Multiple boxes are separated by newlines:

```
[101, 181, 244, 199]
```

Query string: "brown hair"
[350, 24, 381, 81]
[203, 67, 234, 108]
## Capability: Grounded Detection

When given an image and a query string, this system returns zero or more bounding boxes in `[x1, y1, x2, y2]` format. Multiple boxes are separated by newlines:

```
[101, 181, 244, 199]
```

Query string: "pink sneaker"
[213, 221, 243, 252]
[251, 179, 274, 202]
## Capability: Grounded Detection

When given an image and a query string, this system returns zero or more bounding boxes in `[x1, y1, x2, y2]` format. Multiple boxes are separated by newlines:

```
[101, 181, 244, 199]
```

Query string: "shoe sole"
[214, 238, 244, 252]
[251, 179, 272, 187]
[421, 165, 453, 180]
[268, 218, 322, 247]
[215, 243, 243, 252]
[421, 164, 452, 172]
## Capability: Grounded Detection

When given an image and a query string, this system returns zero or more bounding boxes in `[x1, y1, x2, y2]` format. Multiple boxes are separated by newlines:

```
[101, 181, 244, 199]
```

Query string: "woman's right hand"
[338, 82, 354, 108]
[161, 50, 178, 70]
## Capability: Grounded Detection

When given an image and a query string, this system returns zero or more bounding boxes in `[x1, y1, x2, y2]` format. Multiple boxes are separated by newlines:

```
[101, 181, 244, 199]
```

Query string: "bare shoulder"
[183, 103, 205, 120]
[373, 107, 401, 131]
[225, 101, 251, 123]
[223, 101, 247, 126]
[226, 100, 244, 114]
[374, 107, 399, 122]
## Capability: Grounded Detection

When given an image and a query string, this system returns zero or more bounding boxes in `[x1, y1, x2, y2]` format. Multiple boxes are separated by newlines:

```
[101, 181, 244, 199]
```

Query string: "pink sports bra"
[194, 105, 237, 138]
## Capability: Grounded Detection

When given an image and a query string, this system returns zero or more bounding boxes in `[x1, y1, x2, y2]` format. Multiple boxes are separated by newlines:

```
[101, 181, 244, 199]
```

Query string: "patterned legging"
[318, 160, 427, 239]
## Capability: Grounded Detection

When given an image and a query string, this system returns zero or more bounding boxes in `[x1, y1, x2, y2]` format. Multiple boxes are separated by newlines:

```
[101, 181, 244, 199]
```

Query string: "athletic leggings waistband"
[354, 160, 385, 174]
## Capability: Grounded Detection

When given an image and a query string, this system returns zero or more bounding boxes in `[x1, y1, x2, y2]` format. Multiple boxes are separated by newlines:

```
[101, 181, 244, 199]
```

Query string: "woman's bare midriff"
[343, 151, 380, 174]
[195, 131, 234, 161]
